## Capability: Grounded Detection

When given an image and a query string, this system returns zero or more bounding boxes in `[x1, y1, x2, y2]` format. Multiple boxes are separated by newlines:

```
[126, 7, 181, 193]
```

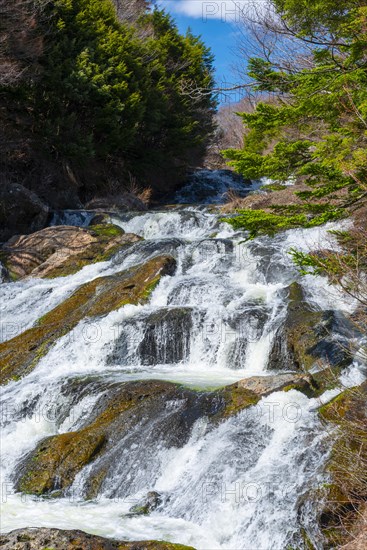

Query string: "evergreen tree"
[224, 0, 367, 236]
[1, 0, 216, 198]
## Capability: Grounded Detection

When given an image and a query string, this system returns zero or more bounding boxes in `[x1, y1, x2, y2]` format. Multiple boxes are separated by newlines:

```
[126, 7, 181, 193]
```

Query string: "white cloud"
[159, 0, 270, 22]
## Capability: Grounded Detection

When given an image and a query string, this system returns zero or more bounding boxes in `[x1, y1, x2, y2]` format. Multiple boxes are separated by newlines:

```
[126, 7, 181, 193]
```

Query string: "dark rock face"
[0, 183, 50, 242]
[225, 303, 270, 370]
[108, 307, 193, 366]
[174, 169, 251, 205]
[85, 192, 147, 212]
[14, 379, 259, 498]
[128, 491, 163, 516]
[0, 528, 196, 549]
[0, 260, 10, 283]
[268, 283, 356, 372]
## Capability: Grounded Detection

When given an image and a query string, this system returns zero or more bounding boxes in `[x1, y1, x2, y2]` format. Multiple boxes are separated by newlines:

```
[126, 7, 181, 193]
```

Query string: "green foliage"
[260, 183, 287, 191]
[3, 0, 215, 194]
[290, 249, 325, 275]
[224, 206, 342, 239]
[223, 1, 367, 237]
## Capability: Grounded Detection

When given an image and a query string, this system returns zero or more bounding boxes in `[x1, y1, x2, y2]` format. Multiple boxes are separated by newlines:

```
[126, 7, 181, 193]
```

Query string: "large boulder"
[268, 283, 355, 372]
[0, 528, 195, 550]
[1, 224, 141, 280]
[0, 255, 176, 384]
[14, 379, 259, 497]
[0, 183, 50, 242]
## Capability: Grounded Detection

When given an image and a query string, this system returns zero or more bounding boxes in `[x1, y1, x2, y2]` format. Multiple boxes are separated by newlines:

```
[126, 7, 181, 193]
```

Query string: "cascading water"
[0, 172, 365, 549]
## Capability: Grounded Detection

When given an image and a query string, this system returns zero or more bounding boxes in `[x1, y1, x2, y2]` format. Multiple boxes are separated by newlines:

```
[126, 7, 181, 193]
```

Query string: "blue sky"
[159, 1, 251, 102]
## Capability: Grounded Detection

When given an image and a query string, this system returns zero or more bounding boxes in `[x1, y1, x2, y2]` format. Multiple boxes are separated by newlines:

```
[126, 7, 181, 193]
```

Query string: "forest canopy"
[0, 0, 216, 203]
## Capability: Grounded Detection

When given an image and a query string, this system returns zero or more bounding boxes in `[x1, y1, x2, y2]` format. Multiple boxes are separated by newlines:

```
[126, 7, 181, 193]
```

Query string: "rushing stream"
[0, 171, 365, 548]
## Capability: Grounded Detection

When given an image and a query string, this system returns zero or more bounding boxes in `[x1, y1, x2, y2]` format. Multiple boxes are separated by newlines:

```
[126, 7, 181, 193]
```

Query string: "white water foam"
[1, 182, 363, 548]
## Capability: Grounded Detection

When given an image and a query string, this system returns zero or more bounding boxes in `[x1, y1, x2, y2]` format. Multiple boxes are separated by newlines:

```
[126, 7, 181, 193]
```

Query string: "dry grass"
[221, 184, 308, 213]
[125, 173, 152, 206]
[222, 188, 247, 211]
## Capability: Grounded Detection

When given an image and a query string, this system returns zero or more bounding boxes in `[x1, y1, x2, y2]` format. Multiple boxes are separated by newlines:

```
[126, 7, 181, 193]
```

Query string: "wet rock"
[0, 261, 10, 283]
[88, 212, 113, 225]
[0, 255, 177, 384]
[128, 491, 163, 516]
[215, 383, 260, 419]
[0, 182, 50, 242]
[0, 528, 195, 550]
[174, 169, 250, 204]
[14, 379, 258, 497]
[1, 224, 141, 280]
[112, 238, 184, 269]
[225, 303, 271, 370]
[268, 283, 355, 372]
[107, 307, 193, 365]
[237, 373, 314, 397]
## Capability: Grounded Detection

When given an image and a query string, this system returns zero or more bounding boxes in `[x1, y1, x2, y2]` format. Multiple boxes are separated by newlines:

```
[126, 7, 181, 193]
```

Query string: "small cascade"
[174, 169, 252, 204]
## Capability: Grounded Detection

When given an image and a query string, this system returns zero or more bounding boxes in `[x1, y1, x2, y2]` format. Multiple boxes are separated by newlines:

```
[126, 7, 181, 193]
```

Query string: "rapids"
[0, 172, 364, 549]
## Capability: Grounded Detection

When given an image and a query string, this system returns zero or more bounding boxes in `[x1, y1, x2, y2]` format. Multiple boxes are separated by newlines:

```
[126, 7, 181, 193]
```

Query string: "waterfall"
[0, 171, 364, 549]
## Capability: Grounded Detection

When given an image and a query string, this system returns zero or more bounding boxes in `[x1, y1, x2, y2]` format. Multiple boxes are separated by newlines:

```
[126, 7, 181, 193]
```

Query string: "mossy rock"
[88, 224, 124, 238]
[15, 379, 259, 497]
[307, 367, 342, 398]
[319, 390, 354, 422]
[18, 432, 106, 495]
[217, 384, 260, 418]
[1, 224, 141, 280]
[268, 283, 354, 372]
[317, 382, 367, 547]
[0, 255, 176, 385]
[0, 528, 196, 549]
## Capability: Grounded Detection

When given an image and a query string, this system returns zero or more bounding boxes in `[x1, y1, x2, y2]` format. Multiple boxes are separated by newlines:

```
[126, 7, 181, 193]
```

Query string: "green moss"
[260, 183, 288, 191]
[0, 251, 18, 281]
[300, 528, 316, 550]
[19, 431, 107, 495]
[0, 255, 176, 385]
[84, 467, 108, 500]
[141, 276, 161, 300]
[318, 390, 352, 422]
[88, 224, 124, 237]
[282, 384, 298, 392]
[17, 535, 31, 542]
[308, 368, 341, 398]
[217, 384, 260, 418]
